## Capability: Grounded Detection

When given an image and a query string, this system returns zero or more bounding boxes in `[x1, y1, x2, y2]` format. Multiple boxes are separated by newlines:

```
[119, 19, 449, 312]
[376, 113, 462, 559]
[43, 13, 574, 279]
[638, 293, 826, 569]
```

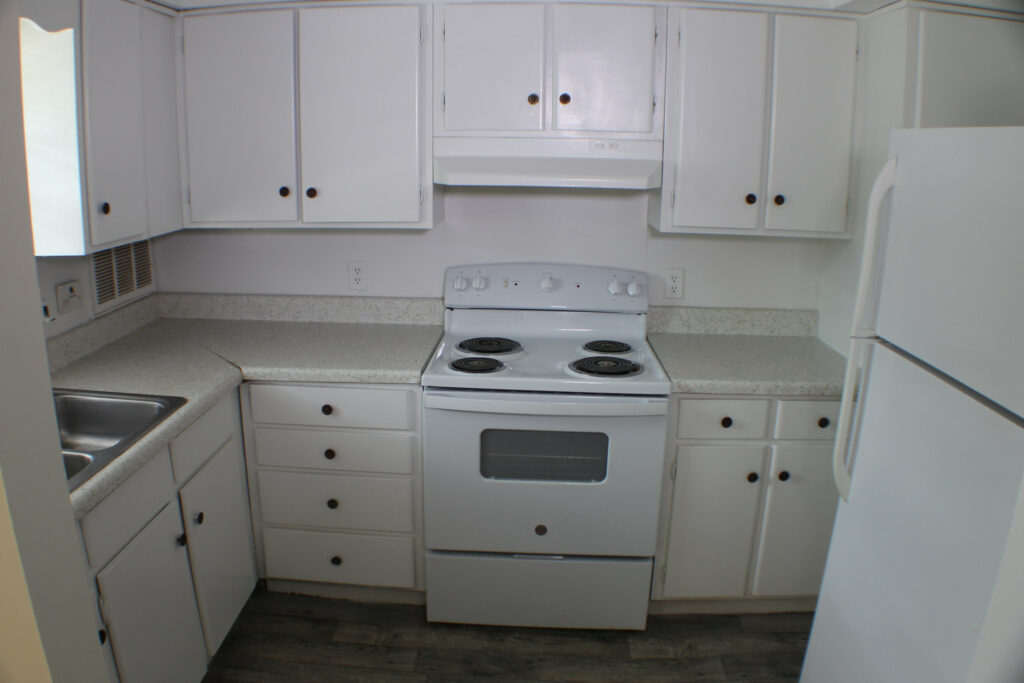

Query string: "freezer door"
[802, 344, 1024, 683]
[875, 127, 1024, 418]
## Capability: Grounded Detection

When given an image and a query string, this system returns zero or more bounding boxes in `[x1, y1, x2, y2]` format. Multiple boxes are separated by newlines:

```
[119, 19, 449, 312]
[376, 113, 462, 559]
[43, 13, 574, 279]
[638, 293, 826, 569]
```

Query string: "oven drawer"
[257, 471, 413, 533]
[426, 551, 652, 630]
[252, 427, 415, 474]
[677, 398, 770, 439]
[263, 527, 415, 588]
[250, 384, 412, 430]
[773, 400, 840, 440]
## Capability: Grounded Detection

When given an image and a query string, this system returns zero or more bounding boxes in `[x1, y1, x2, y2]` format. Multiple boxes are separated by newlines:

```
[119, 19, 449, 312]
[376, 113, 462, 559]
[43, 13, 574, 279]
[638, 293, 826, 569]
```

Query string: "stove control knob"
[626, 281, 642, 297]
[452, 275, 469, 291]
[471, 274, 488, 290]
[538, 275, 558, 293]
[607, 278, 624, 295]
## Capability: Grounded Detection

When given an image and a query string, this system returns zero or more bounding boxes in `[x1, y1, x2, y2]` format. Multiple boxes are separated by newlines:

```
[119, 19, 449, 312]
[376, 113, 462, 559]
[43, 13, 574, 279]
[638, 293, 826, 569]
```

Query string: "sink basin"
[53, 389, 186, 491]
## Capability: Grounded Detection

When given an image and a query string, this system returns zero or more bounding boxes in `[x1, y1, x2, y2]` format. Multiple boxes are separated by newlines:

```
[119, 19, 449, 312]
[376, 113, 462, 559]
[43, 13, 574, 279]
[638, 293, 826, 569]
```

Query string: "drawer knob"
[194, 512, 205, 525]
[327, 498, 339, 509]
[99, 201, 111, 215]
[535, 524, 548, 536]
[330, 555, 343, 566]
[774, 194, 786, 206]
[527, 93, 539, 105]
[176, 533, 187, 547]
[818, 417, 831, 429]
[747, 472, 759, 483]
[778, 471, 791, 482]
[321, 404, 334, 416]
[721, 416, 733, 428]
[559, 93, 571, 105]
[98, 629, 107, 645]
[278, 186, 290, 197]
[324, 448, 336, 460]
[745, 193, 757, 205]
[306, 187, 318, 199]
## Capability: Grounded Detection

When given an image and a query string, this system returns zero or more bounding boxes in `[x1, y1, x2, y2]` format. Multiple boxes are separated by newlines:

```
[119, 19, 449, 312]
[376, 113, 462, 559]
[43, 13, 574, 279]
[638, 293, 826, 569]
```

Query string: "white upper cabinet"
[551, 4, 659, 134]
[298, 6, 425, 223]
[83, 0, 148, 249]
[765, 15, 857, 233]
[441, 4, 545, 132]
[141, 8, 183, 237]
[183, 11, 298, 223]
[183, 6, 434, 228]
[651, 8, 857, 237]
[437, 3, 664, 139]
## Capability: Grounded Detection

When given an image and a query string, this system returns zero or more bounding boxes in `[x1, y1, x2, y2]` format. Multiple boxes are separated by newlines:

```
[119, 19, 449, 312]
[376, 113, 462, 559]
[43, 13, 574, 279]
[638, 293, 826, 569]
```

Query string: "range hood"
[433, 137, 662, 190]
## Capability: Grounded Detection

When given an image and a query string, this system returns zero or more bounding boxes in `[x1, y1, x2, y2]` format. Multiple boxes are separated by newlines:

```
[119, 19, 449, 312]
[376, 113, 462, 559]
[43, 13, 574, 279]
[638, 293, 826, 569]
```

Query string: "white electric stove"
[421, 263, 670, 630]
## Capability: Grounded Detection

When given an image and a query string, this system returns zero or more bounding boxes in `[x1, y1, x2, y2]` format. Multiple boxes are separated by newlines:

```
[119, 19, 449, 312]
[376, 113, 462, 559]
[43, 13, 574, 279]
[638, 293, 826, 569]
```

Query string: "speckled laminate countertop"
[649, 333, 846, 396]
[54, 318, 442, 517]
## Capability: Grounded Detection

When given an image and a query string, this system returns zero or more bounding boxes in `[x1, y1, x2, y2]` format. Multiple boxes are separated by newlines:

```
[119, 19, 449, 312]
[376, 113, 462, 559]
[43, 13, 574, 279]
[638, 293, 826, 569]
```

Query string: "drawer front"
[774, 400, 840, 440]
[258, 470, 414, 533]
[80, 449, 175, 570]
[677, 399, 770, 439]
[170, 392, 238, 484]
[249, 384, 412, 430]
[253, 427, 415, 474]
[263, 527, 415, 588]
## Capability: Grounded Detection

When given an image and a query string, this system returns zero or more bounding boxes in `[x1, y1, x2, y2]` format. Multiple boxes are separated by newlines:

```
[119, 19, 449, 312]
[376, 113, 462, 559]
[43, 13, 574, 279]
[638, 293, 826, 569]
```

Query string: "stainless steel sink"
[53, 389, 186, 491]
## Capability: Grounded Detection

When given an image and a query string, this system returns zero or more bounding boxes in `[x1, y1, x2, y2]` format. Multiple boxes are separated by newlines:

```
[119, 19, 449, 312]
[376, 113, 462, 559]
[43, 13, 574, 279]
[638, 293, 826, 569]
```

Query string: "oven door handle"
[423, 393, 668, 417]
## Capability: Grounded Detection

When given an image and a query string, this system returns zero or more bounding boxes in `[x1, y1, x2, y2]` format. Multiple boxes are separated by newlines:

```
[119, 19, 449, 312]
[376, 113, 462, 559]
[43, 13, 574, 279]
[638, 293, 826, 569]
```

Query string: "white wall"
[154, 188, 828, 310]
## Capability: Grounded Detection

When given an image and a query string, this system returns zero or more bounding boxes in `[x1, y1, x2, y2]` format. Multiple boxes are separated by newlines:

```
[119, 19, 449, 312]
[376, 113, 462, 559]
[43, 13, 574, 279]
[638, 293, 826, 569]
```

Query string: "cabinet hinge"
[441, 91, 445, 112]
[180, 33, 185, 54]
[660, 564, 667, 582]
[442, 23, 445, 41]
[670, 460, 677, 481]
[97, 595, 110, 625]
[670, 189, 676, 208]
[186, 186, 191, 206]
[856, 42, 861, 60]
[678, 28, 682, 47]
[419, 185, 425, 204]
[420, 24, 425, 46]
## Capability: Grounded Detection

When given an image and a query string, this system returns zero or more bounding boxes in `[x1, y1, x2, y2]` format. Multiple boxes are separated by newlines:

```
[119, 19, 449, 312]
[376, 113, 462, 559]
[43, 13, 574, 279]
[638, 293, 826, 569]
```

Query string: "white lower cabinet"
[657, 397, 839, 600]
[81, 391, 255, 682]
[96, 503, 209, 683]
[245, 383, 422, 592]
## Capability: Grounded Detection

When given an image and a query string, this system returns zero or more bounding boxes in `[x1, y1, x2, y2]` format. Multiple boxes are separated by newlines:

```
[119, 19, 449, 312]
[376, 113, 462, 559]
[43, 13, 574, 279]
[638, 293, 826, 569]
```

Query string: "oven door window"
[480, 429, 609, 482]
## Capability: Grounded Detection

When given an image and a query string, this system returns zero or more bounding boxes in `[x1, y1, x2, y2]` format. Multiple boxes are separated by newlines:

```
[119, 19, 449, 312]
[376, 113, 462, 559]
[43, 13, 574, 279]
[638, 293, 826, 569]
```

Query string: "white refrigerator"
[801, 127, 1024, 683]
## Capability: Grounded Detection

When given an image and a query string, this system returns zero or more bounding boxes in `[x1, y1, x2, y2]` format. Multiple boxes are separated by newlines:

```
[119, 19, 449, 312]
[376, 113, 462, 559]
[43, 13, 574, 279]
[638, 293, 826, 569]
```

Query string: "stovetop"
[421, 264, 669, 396]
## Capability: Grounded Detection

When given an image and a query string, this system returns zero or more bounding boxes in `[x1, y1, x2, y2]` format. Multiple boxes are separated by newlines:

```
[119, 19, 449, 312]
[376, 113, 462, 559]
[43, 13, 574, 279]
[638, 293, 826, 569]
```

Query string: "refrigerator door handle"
[850, 156, 898, 338]
[833, 338, 874, 501]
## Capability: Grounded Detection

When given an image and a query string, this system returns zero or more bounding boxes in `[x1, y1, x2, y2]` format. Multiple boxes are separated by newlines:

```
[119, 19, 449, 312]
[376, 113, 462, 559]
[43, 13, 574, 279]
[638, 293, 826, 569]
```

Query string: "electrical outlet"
[348, 261, 367, 291]
[666, 269, 684, 299]
[41, 296, 55, 323]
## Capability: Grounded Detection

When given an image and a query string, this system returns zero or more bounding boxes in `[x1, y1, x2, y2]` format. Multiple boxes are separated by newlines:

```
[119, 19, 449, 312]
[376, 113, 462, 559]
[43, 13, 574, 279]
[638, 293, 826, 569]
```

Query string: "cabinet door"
[663, 445, 767, 598]
[299, 6, 422, 223]
[83, 0, 148, 248]
[765, 15, 856, 233]
[141, 7, 182, 237]
[183, 11, 297, 222]
[179, 436, 256, 657]
[441, 4, 545, 132]
[752, 444, 837, 596]
[672, 9, 768, 230]
[551, 4, 659, 134]
[96, 503, 208, 683]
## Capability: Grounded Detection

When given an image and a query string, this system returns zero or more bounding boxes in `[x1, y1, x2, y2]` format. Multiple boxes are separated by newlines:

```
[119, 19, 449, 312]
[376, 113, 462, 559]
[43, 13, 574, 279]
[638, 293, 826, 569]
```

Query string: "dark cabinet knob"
[306, 187, 318, 198]
[100, 202, 111, 215]
[324, 448, 336, 460]
[778, 471, 791, 482]
[535, 524, 548, 536]
[321, 404, 333, 416]
[330, 555, 343, 566]
[721, 416, 733, 428]
[559, 93, 571, 105]
[747, 472, 759, 483]
[98, 629, 107, 645]
[194, 512, 205, 525]
[527, 93, 539, 105]
[176, 533, 187, 547]
[327, 498, 339, 509]
[774, 194, 786, 206]
[745, 193, 757, 205]
[279, 186, 291, 197]
[818, 417, 831, 429]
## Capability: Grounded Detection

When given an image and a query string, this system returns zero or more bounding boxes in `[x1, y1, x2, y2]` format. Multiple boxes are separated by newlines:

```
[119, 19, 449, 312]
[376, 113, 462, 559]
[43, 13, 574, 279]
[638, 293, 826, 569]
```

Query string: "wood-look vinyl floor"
[203, 586, 811, 683]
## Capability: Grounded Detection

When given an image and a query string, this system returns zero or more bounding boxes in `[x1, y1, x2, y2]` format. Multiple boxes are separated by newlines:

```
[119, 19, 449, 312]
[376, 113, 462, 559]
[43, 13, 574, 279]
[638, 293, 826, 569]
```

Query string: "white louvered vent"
[92, 239, 156, 315]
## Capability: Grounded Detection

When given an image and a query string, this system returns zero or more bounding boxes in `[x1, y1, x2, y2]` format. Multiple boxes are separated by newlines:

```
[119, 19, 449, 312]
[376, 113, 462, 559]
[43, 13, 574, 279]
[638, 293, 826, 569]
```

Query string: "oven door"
[422, 389, 668, 557]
